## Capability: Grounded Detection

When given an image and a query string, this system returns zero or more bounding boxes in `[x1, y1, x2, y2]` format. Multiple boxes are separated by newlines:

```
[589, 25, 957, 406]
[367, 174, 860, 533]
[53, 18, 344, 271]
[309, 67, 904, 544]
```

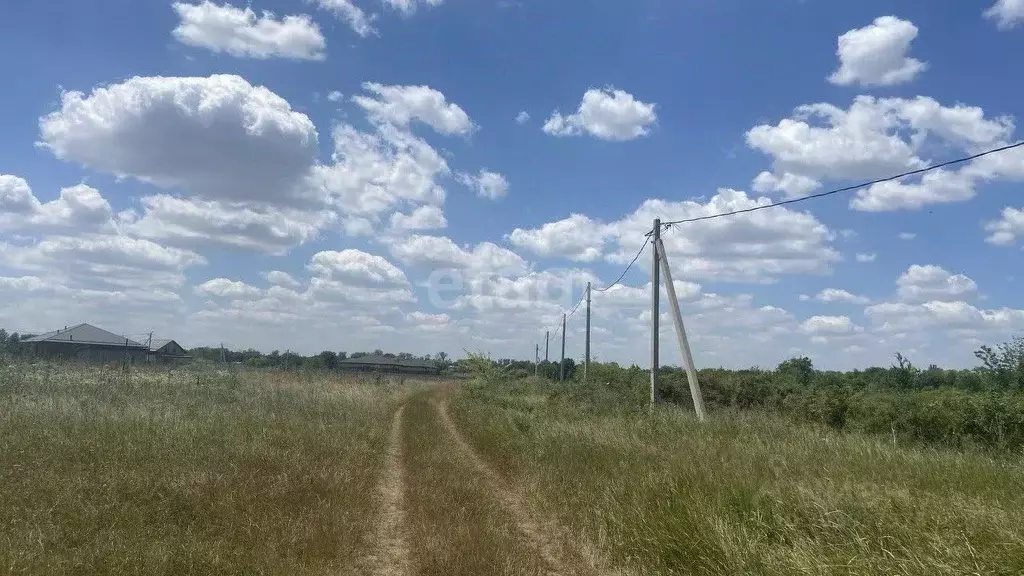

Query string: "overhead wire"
[592, 235, 651, 293]
[537, 140, 1024, 361]
[649, 140, 1024, 233]
[543, 232, 651, 336]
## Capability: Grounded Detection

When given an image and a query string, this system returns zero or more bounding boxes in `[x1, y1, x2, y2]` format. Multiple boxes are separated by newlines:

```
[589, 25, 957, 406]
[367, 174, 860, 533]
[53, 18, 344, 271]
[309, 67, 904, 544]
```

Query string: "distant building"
[338, 355, 440, 375]
[148, 339, 189, 363]
[23, 323, 147, 363]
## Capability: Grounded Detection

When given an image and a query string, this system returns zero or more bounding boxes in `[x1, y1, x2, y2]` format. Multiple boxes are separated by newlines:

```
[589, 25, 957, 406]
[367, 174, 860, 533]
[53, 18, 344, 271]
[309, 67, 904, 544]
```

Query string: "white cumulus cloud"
[984, 207, 1024, 246]
[456, 169, 509, 200]
[506, 214, 606, 262]
[124, 195, 332, 255]
[382, 0, 444, 15]
[800, 315, 858, 335]
[314, 123, 449, 215]
[0, 175, 113, 231]
[896, 265, 978, 303]
[747, 95, 1015, 212]
[264, 270, 301, 289]
[390, 205, 447, 232]
[312, 0, 377, 37]
[195, 277, 263, 298]
[815, 288, 870, 305]
[390, 235, 529, 277]
[38, 75, 319, 206]
[985, 0, 1024, 29]
[605, 189, 840, 283]
[352, 82, 475, 136]
[543, 88, 657, 141]
[308, 249, 409, 287]
[751, 171, 821, 198]
[172, 1, 327, 60]
[829, 16, 926, 86]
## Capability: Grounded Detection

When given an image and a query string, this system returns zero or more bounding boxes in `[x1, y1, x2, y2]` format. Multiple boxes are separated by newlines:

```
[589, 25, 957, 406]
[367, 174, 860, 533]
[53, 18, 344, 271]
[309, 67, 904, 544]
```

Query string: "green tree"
[974, 335, 1024, 388]
[777, 357, 814, 384]
[317, 350, 339, 369]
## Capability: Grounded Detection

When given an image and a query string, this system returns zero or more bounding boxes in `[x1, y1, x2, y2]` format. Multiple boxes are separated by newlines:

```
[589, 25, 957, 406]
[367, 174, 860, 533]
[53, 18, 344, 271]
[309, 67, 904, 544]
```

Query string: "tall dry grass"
[0, 362, 400, 575]
[452, 379, 1024, 575]
[402, 390, 549, 575]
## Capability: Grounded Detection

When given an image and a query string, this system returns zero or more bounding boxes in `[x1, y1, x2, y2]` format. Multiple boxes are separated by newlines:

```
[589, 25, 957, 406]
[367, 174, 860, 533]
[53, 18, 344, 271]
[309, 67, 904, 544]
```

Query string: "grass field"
[2, 363, 1023, 575]
[452, 379, 1024, 575]
[0, 363, 404, 575]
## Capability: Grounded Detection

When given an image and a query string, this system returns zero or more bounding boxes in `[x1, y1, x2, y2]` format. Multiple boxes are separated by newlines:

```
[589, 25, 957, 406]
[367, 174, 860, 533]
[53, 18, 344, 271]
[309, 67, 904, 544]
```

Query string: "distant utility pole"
[650, 219, 661, 407]
[147, 332, 153, 365]
[545, 331, 549, 362]
[584, 281, 592, 382]
[559, 313, 566, 382]
[656, 236, 707, 421]
[534, 344, 539, 377]
[220, 343, 226, 364]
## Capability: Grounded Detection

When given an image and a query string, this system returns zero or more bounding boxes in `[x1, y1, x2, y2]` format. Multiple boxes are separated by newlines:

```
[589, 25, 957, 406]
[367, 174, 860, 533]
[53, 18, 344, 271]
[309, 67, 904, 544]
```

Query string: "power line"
[539, 228, 650, 339]
[566, 292, 586, 318]
[540, 234, 650, 338]
[593, 235, 651, 293]
[650, 140, 1024, 232]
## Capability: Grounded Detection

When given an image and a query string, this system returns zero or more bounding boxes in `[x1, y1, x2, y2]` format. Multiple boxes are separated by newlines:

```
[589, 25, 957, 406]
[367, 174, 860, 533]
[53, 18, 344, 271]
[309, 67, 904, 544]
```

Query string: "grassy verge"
[0, 363, 398, 575]
[402, 390, 549, 575]
[452, 379, 1024, 576]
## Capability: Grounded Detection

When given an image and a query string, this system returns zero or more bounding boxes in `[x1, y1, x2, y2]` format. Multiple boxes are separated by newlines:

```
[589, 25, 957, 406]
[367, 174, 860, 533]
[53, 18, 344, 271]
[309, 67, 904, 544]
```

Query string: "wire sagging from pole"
[648, 140, 1024, 233]
[593, 235, 651, 293]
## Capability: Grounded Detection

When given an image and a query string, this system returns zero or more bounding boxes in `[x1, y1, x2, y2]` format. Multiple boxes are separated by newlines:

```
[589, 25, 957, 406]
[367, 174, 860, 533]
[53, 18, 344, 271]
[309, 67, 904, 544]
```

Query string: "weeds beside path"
[450, 379, 1024, 576]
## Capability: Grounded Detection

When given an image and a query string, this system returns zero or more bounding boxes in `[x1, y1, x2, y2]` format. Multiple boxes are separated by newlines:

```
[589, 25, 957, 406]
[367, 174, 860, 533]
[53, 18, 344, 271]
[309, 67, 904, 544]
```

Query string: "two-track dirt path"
[364, 405, 412, 576]
[362, 385, 617, 576]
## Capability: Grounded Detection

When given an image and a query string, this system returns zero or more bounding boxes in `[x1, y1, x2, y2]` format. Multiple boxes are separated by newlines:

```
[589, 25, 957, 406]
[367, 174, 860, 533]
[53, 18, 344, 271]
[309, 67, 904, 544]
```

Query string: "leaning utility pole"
[650, 219, 661, 407]
[655, 236, 707, 421]
[545, 331, 549, 362]
[559, 313, 567, 382]
[584, 281, 592, 382]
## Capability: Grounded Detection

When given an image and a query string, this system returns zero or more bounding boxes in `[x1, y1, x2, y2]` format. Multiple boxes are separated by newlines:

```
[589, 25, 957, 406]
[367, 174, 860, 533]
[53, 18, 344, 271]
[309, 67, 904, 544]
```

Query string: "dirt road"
[363, 386, 618, 576]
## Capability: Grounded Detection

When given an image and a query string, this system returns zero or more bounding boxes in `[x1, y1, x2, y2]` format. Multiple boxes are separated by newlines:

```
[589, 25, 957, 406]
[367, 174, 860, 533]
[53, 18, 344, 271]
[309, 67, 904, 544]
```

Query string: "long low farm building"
[23, 323, 148, 362]
[337, 355, 441, 375]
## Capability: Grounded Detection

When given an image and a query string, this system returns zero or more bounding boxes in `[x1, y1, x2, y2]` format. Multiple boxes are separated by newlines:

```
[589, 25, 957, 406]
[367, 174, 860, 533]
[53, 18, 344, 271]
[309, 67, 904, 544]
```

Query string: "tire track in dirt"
[435, 399, 617, 576]
[366, 405, 411, 576]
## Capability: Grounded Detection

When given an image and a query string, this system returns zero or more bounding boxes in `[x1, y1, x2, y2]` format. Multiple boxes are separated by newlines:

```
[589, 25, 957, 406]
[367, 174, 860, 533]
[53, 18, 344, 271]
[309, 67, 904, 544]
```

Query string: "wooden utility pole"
[650, 219, 661, 407]
[584, 281, 591, 382]
[656, 237, 707, 421]
[559, 313, 566, 382]
[545, 331, 549, 362]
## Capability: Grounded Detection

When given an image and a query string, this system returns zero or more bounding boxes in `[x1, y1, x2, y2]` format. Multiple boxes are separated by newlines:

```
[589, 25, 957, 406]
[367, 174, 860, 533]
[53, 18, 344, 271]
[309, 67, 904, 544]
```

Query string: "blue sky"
[2, 0, 1024, 369]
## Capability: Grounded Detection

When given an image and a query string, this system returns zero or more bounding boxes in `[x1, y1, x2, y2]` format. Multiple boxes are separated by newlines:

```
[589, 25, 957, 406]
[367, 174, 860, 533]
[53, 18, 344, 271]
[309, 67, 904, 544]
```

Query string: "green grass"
[451, 379, 1024, 575]
[402, 390, 549, 576]
[0, 362, 399, 575]
[7, 361, 1024, 575]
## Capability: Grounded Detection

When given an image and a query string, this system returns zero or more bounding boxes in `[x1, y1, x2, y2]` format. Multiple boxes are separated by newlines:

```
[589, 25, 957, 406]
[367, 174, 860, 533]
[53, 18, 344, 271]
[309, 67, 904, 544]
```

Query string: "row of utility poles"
[533, 219, 707, 421]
